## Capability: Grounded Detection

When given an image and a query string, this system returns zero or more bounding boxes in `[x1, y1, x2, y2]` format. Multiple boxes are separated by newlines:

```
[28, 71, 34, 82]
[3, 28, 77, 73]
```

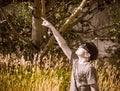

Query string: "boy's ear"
[84, 51, 90, 58]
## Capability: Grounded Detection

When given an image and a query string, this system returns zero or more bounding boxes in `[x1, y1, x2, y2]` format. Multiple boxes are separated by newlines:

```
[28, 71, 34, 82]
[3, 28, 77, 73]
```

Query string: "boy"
[41, 17, 99, 91]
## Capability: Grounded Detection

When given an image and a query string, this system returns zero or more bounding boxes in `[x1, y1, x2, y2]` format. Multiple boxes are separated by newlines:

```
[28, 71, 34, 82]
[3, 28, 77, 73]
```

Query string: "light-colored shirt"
[70, 53, 98, 91]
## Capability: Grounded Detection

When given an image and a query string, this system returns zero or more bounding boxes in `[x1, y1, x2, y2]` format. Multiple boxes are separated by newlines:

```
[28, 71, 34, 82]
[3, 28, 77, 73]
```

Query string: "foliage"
[106, 1, 120, 58]
[0, 2, 32, 60]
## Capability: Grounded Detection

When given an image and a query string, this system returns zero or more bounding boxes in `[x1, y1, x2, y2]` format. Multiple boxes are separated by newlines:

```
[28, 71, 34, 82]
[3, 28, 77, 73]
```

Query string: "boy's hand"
[41, 17, 53, 29]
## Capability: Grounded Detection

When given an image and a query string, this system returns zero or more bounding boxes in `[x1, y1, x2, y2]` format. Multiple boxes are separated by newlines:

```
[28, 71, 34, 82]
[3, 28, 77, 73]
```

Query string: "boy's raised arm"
[41, 17, 72, 60]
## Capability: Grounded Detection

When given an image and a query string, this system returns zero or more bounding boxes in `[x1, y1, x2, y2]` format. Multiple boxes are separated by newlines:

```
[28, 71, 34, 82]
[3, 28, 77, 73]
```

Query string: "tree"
[0, 0, 120, 60]
[40, 0, 120, 59]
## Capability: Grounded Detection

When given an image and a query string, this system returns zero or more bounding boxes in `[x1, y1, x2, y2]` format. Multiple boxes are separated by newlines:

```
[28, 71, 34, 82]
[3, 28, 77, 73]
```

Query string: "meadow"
[0, 54, 119, 91]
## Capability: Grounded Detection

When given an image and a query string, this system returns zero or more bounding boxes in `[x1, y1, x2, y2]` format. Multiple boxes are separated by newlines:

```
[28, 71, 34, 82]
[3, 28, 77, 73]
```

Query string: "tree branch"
[0, 19, 6, 24]
[59, 0, 87, 32]
[41, 0, 46, 17]
[70, 7, 97, 27]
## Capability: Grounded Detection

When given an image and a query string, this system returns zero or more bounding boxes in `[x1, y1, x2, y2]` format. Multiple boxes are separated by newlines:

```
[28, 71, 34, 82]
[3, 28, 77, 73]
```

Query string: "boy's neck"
[78, 56, 89, 64]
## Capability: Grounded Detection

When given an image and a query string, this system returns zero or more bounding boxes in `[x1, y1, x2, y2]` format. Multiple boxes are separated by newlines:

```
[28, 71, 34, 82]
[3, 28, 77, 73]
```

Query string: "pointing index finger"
[41, 17, 46, 21]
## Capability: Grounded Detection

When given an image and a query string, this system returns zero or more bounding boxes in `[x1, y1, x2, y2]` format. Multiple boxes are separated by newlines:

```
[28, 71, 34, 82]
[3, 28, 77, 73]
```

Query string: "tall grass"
[0, 54, 120, 91]
[94, 58, 120, 91]
[0, 54, 71, 91]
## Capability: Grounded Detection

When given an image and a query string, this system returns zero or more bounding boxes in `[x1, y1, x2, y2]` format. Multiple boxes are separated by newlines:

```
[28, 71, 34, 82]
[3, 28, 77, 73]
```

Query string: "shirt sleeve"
[86, 67, 98, 85]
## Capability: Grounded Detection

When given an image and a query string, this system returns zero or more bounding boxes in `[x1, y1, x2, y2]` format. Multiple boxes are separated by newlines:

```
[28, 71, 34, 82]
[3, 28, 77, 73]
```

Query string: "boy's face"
[75, 46, 90, 58]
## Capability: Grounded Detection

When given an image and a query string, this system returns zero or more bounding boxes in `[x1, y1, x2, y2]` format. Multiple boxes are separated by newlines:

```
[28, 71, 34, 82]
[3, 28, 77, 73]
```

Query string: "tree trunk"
[32, 0, 47, 50]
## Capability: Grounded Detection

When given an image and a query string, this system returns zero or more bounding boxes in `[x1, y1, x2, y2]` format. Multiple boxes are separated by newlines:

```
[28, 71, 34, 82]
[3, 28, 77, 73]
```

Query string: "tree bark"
[32, 0, 48, 50]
